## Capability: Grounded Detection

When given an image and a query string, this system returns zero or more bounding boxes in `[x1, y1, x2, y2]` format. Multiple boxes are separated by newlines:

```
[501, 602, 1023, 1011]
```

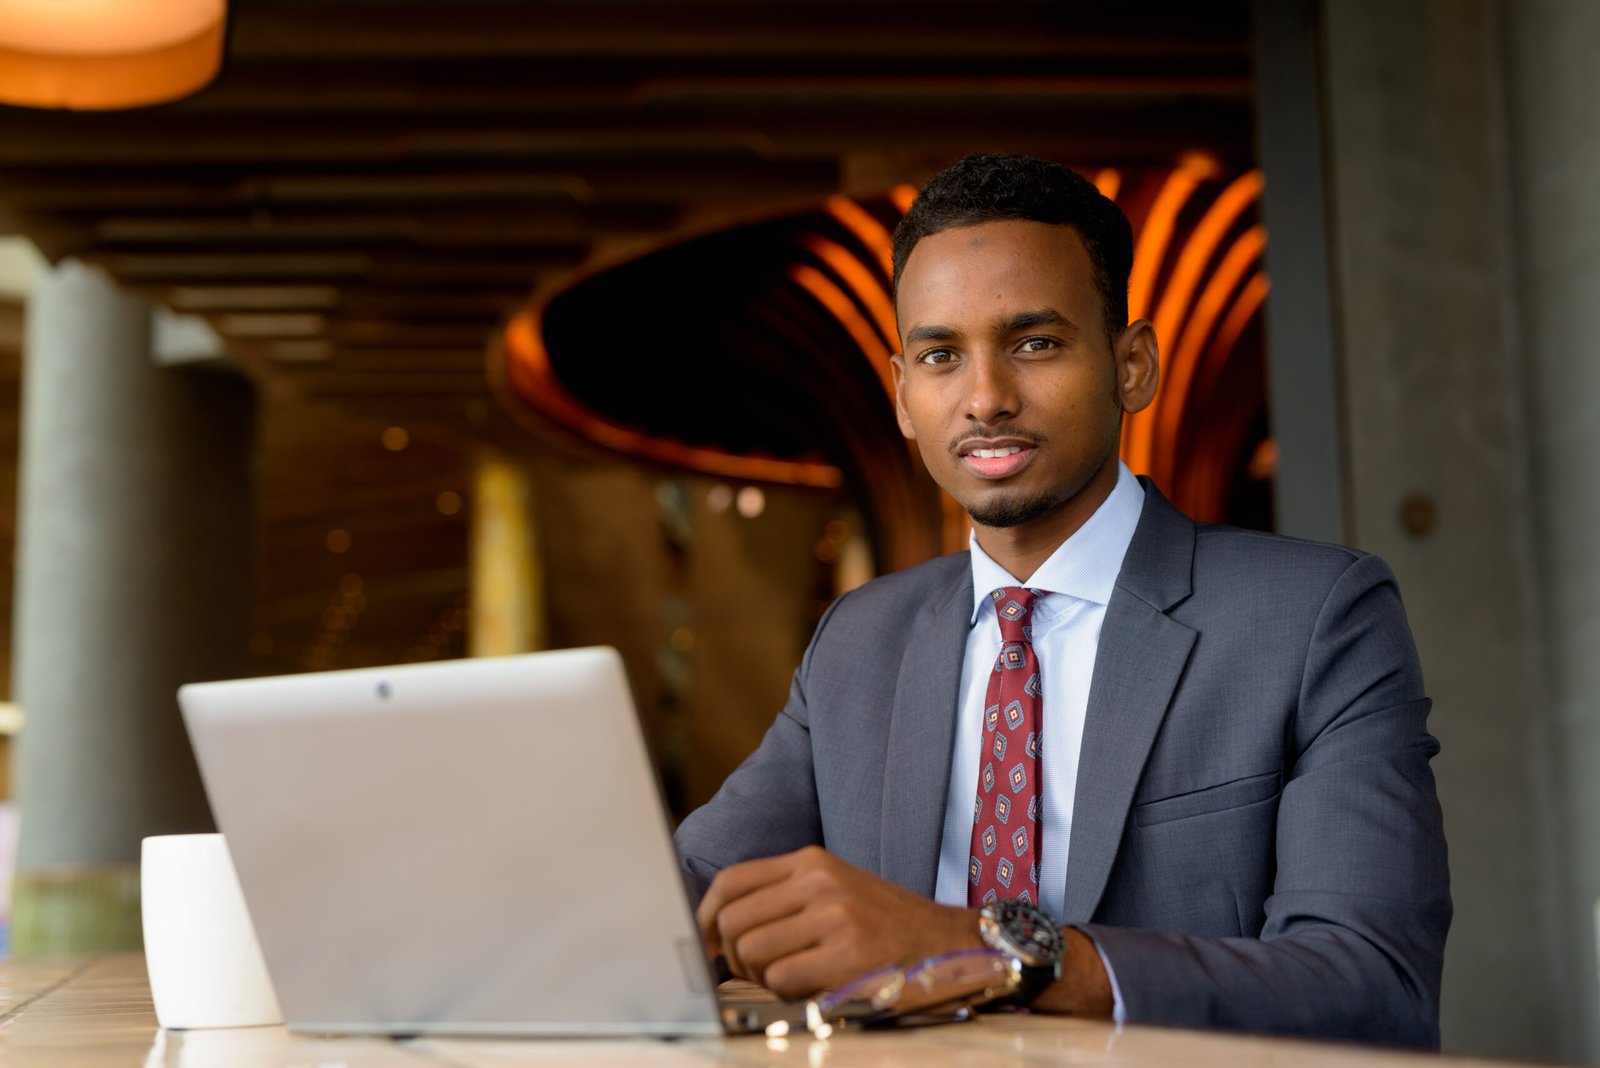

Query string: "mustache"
[948, 425, 1046, 456]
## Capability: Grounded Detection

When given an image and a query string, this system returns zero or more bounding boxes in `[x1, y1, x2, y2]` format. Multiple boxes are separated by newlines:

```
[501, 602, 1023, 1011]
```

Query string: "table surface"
[0, 955, 1555, 1067]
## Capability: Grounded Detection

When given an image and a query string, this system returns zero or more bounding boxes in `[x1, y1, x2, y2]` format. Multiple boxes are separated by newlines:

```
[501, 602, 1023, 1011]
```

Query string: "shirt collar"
[968, 462, 1145, 622]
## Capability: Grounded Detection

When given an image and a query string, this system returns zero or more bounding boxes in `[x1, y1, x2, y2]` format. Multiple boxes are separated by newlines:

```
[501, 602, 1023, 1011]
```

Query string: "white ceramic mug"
[142, 1026, 293, 1068]
[140, 833, 283, 1029]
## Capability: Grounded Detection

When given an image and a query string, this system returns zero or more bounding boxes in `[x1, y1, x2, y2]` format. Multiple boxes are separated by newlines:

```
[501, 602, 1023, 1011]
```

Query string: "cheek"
[897, 405, 941, 449]
[901, 388, 954, 433]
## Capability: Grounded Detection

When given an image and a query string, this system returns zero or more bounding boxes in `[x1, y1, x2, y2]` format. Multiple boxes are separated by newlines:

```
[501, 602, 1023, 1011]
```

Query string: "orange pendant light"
[0, 0, 225, 110]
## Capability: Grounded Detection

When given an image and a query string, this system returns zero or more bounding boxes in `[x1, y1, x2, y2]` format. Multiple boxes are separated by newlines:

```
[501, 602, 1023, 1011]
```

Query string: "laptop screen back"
[180, 647, 721, 1036]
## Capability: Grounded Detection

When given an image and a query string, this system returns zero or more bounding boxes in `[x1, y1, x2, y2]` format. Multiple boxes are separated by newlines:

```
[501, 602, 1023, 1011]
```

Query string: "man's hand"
[695, 845, 982, 999]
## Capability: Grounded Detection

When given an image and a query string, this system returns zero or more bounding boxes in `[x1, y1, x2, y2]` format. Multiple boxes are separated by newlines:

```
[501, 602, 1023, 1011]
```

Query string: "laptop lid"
[179, 646, 723, 1036]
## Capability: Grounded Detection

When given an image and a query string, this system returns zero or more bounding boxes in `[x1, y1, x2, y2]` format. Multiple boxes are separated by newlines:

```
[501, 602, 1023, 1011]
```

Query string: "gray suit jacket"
[673, 483, 1450, 1048]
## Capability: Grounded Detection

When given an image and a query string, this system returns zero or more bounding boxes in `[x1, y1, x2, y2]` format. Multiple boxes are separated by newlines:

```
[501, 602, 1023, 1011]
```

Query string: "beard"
[963, 488, 1066, 528]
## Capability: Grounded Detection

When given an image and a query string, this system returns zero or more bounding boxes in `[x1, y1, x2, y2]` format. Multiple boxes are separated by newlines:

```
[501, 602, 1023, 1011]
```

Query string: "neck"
[971, 462, 1120, 581]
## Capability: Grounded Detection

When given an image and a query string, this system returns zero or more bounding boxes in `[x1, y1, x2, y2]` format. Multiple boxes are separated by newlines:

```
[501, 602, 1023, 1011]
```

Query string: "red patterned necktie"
[967, 586, 1042, 908]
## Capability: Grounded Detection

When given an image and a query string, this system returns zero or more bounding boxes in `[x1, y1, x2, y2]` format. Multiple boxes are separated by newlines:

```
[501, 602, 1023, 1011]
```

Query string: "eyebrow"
[902, 308, 1078, 347]
[903, 323, 959, 345]
[1003, 308, 1077, 334]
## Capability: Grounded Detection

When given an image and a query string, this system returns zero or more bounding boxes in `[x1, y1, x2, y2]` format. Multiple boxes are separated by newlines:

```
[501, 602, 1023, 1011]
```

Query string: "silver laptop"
[180, 646, 757, 1037]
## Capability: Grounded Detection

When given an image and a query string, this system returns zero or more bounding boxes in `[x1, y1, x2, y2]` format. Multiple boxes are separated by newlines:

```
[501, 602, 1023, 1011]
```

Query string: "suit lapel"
[879, 566, 972, 896]
[1062, 483, 1198, 923]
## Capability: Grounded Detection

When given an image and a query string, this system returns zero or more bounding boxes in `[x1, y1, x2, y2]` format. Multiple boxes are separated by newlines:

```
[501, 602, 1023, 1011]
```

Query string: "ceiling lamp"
[0, 0, 226, 110]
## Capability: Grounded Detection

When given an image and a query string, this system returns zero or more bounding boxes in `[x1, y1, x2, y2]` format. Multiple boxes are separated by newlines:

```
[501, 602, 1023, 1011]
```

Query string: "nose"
[966, 352, 1019, 425]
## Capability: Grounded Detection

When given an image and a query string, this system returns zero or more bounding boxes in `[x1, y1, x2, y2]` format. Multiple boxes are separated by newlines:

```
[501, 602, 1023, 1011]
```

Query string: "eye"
[916, 347, 956, 366]
[1018, 336, 1057, 354]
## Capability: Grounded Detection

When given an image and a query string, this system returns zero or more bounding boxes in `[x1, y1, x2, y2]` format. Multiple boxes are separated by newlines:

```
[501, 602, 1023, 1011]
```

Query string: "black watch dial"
[996, 899, 1063, 963]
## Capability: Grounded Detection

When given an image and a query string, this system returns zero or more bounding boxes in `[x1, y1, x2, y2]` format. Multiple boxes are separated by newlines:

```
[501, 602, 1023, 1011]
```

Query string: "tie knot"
[989, 586, 1038, 641]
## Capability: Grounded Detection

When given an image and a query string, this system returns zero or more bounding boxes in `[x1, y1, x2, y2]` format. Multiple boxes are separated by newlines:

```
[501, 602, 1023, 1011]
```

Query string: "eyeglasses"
[773, 947, 1022, 1038]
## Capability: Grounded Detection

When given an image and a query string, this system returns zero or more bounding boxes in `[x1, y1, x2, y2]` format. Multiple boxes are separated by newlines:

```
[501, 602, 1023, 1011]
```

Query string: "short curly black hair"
[891, 153, 1133, 343]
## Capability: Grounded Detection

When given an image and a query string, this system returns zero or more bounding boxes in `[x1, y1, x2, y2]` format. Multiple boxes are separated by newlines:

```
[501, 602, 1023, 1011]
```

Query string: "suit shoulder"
[1189, 522, 1398, 598]
[1194, 522, 1364, 566]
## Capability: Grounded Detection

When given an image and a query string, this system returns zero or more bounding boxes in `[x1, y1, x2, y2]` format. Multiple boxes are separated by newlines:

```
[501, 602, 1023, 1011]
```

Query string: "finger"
[760, 942, 860, 1001]
[714, 861, 816, 940]
[716, 873, 821, 980]
[728, 908, 826, 990]
[696, 851, 809, 953]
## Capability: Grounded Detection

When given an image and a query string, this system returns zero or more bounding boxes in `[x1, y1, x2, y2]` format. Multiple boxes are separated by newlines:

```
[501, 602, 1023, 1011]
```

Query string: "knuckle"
[799, 845, 834, 873]
[818, 900, 848, 928]
[809, 859, 844, 887]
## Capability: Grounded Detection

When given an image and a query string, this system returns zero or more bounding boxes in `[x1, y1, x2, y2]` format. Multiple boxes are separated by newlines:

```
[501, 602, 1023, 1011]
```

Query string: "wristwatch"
[977, 898, 1064, 1006]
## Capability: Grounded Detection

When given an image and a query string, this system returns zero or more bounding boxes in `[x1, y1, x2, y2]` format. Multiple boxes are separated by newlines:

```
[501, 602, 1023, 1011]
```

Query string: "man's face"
[891, 219, 1154, 535]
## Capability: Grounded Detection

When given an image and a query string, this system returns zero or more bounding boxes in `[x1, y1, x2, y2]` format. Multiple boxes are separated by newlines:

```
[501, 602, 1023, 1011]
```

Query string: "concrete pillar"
[1252, 0, 1347, 542]
[468, 452, 544, 657]
[10, 260, 255, 955]
[1316, 2, 1562, 1059]
[1502, 2, 1600, 1060]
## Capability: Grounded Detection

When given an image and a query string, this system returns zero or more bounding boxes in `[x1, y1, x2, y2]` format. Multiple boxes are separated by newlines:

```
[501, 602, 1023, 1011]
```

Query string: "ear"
[890, 353, 917, 440]
[1114, 319, 1159, 415]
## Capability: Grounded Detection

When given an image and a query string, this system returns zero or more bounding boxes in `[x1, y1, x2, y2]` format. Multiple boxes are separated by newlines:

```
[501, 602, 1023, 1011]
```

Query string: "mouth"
[954, 436, 1040, 480]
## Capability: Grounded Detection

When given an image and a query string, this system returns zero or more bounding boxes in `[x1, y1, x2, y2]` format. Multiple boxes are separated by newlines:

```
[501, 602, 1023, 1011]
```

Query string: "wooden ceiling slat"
[165, 284, 342, 310]
[289, 371, 491, 396]
[225, 3, 1247, 61]
[160, 290, 521, 323]
[94, 248, 577, 283]
[0, 127, 1245, 193]
[334, 291, 526, 316]
[89, 203, 679, 244]
[94, 251, 374, 281]
[0, 105, 1249, 165]
[173, 72, 1250, 118]
[0, 126, 799, 165]
[369, 258, 576, 285]
[317, 351, 487, 373]
[73, 235, 592, 261]
[327, 321, 492, 347]
[213, 312, 327, 338]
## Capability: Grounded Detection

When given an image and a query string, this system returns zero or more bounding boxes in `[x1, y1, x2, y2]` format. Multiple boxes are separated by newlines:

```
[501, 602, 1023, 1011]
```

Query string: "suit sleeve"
[671, 594, 846, 905]
[1080, 553, 1451, 1049]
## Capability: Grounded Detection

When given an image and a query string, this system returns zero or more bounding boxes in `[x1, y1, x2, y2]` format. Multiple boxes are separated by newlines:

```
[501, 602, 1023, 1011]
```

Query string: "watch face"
[997, 900, 1063, 963]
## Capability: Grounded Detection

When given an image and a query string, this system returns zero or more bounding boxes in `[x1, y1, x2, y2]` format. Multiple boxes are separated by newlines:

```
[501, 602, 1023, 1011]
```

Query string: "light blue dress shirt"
[932, 462, 1143, 1013]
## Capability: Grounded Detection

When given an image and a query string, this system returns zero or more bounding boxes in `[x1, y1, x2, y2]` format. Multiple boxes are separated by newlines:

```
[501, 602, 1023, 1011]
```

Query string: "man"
[673, 153, 1449, 1048]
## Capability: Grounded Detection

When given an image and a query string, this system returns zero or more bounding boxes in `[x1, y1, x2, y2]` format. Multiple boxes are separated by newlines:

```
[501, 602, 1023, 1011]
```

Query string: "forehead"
[895, 219, 1100, 333]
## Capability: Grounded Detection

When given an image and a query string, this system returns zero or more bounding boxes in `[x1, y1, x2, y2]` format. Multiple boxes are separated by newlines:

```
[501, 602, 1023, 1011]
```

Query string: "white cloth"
[932, 462, 1143, 1016]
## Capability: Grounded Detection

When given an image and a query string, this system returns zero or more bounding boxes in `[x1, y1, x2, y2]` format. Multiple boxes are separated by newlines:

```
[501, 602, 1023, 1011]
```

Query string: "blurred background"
[0, 0, 1595, 1062]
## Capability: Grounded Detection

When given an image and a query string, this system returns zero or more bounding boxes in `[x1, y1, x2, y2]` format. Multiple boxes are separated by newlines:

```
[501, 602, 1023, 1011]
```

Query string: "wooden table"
[0, 955, 1552, 1067]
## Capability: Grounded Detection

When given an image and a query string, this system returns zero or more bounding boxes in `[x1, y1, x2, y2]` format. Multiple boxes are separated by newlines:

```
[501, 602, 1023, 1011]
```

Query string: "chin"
[964, 490, 1062, 529]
